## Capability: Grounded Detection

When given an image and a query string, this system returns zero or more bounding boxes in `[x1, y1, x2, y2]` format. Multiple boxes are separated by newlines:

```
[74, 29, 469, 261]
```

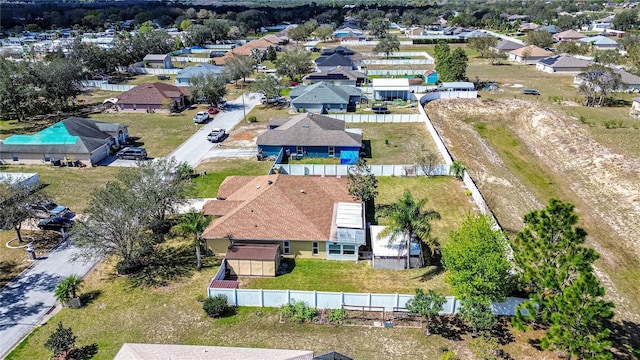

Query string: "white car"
[207, 128, 226, 143]
[193, 111, 210, 124]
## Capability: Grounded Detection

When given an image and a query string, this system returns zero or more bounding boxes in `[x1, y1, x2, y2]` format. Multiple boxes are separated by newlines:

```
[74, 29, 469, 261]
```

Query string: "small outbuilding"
[224, 243, 281, 277]
[372, 78, 410, 101]
[143, 53, 172, 69]
[370, 225, 422, 270]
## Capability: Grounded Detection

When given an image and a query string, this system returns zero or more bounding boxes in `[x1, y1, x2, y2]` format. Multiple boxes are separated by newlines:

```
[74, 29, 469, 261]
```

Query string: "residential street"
[167, 92, 262, 167]
[0, 240, 98, 358]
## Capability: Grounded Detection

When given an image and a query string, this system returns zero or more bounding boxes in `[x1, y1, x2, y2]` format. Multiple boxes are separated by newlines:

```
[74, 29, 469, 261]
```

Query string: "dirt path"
[426, 98, 640, 322]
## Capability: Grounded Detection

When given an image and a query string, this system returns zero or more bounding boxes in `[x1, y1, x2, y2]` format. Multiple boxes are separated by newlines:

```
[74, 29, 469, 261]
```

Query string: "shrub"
[281, 301, 318, 323]
[203, 295, 230, 318]
[247, 115, 258, 123]
[327, 308, 347, 324]
[439, 350, 457, 360]
[603, 120, 624, 129]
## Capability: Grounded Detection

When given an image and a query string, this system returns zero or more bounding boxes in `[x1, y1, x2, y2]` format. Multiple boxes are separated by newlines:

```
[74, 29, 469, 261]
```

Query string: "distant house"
[289, 81, 362, 114]
[536, 54, 592, 73]
[370, 225, 422, 270]
[508, 45, 554, 64]
[302, 66, 367, 86]
[537, 25, 562, 34]
[372, 78, 410, 100]
[492, 39, 524, 53]
[424, 70, 439, 84]
[175, 63, 225, 86]
[0, 117, 128, 165]
[578, 35, 618, 50]
[590, 16, 614, 31]
[314, 53, 357, 72]
[553, 29, 587, 42]
[202, 174, 366, 261]
[114, 82, 189, 113]
[518, 22, 540, 32]
[214, 37, 279, 65]
[458, 30, 492, 39]
[630, 97, 640, 116]
[143, 54, 172, 69]
[405, 27, 426, 36]
[574, 67, 640, 92]
[256, 113, 362, 161]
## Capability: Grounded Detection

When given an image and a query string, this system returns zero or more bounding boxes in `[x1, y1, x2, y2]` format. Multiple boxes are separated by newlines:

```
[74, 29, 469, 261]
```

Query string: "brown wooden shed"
[225, 244, 281, 277]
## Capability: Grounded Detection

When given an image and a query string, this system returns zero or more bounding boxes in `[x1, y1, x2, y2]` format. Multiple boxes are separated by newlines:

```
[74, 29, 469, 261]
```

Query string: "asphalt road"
[0, 240, 97, 358]
[167, 92, 262, 167]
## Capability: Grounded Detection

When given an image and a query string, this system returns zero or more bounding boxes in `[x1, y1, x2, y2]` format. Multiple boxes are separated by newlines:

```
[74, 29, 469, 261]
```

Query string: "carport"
[225, 244, 281, 277]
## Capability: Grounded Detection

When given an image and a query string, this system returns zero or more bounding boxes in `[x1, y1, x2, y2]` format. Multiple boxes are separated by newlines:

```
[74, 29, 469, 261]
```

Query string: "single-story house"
[370, 225, 421, 270]
[492, 39, 524, 53]
[578, 35, 618, 50]
[113, 82, 189, 113]
[630, 97, 640, 116]
[574, 67, 640, 92]
[537, 25, 562, 34]
[508, 45, 554, 64]
[405, 27, 426, 36]
[518, 23, 540, 32]
[424, 70, 439, 84]
[303, 66, 367, 86]
[175, 63, 225, 86]
[214, 37, 277, 65]
[257, 113, 362, 161]
[224, 243, 281, 277]
[371, 78, 410, 100]
[589, 16, 614, 31]
[143, 53, 172, 69]
[114, 344, 315, 360]
[289, 81, 362, 114]
[0, 117, 128, 165]
[536, 54, 592, 73]
[320, 46, 355, 57]
[553, 29, 587, 42]
[202, 174, 366, 261]
[314, 53, 357, 72]
[458, 30, 492, 39]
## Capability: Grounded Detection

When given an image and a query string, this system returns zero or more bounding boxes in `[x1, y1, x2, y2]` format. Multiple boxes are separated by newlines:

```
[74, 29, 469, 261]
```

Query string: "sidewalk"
[0, 241, 98, 358]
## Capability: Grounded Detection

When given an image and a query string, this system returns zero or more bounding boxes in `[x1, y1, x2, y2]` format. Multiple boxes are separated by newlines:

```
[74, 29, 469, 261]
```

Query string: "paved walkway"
[0, 240, 98, 358]
[167, 93, 262, 167]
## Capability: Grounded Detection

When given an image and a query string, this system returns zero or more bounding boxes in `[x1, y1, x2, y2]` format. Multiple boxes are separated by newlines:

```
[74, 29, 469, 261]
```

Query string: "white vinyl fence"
[127, 66, 181, 75]
[340, 40, 413, 46]
[366, 69, 425, 76]
[362, 52, 434, 60]
[209, 286, 526, 315]
[275, 164, 449, 177]
[330, 114, 422, 123]
[364, 59, 434, 65]
[81, 80, 135, 92]
[172, 56, 211, 63]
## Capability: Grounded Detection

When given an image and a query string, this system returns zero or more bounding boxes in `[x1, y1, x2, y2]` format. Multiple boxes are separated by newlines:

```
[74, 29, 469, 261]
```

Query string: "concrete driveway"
[167, 93, 263, 167]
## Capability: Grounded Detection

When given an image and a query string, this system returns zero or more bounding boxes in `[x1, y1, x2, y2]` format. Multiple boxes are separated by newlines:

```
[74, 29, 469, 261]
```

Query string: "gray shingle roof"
[315, 53, 354, 67]
[176, 63, 224, 80]
[494, 39, 524, 51]
[290, 82, 361, 105]
[257, 113, 362, 147]
[538, 54, 592, 68]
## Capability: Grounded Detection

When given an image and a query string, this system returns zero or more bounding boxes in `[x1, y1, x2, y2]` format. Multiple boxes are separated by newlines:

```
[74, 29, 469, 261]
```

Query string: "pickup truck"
[207, 128, 226, 143]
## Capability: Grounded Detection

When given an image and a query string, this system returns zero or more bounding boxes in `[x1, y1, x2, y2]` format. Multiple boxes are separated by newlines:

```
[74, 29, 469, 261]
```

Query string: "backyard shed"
[224, 243, 281, 277]
[372, 78, 410, 101]
[370, 225, 421, 270]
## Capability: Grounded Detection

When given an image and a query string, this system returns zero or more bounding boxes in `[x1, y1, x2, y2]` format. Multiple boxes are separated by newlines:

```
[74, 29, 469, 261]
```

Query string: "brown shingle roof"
[215, 39, 275, 64]
[225, 243, 280, 261]
[116, 82, 189, 105]
[257, 113, 362, 147]
[209, 280, 239, 289]
[203, 200, 245, 217]
[201, 175, 359, 242]
[554, 29, 586, 41]
[509, 45, 554, 58]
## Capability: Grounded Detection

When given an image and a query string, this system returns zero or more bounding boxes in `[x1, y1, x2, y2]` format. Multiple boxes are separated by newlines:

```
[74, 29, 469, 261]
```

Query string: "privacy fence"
[364, 59, 434, 65]
[362, 52, 434, 60]
[81, 81, 135, 92]
[366, 69, 425, 76]
[275, 164, 449, 177]
[329, 114, 421, 123]
[209, 286, 526, 315]
[172, 56, 211, 63]
[340, 40, 414, 46]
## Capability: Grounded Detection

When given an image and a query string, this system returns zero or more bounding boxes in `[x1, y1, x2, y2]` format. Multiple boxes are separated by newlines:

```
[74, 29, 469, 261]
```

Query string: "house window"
[283, 241, 291, 255]
[12, 153, 18, 162]
[44, 153, 51, 162]
[343, 245, 356, 255]
[296, 146, 303, 155]
[328, 146, 335, 157]
[328, 243, 341, 255]
[312, 242, 319, 256]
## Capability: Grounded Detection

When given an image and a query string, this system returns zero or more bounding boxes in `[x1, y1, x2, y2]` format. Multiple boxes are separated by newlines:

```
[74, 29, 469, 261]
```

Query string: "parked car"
[371, 106, 390, 114]
[38, 217, 74, 231]
[193, 111, 210, 124]
[116, 147, 147, 160]
[157, 75, 170, 80]
[522, 89, 540, 95]
[28, 201, 74, 219]
[208, 107, 220, 114]
[217, 100, 228, 109]
[261, 96, 289, 106]
[253, 64, 267, 71]
[207, 128, 226, 143]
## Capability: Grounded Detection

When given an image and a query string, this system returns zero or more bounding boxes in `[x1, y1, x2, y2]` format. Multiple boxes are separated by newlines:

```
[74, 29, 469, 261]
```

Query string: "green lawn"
[192, 158, 273, 198]
[88, 112, 197, 158]
[122, 74, 176, 86]
[0, 230, 62, 288]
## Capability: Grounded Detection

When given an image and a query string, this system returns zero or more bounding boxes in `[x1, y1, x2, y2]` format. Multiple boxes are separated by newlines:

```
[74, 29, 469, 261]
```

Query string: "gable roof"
[315, 53, 354, 67]
[116, 82, 189, 105]
[494, 39, 525, 51]
[0, 117, 122, 154]
[290, 82, 362, 105]
[143, 53, 169, 61]
[554, 29, 587, 40]
[509, 45, 554, 58]
[176, 63, 225, 80]
[257, 113, 362, 147]
[201, 175, 360, 242]
[538, 54, 592, 69]
[578, 35, 618, 46]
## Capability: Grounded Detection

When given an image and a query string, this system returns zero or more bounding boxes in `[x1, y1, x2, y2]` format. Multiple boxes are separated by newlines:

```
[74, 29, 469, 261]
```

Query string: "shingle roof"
[290, 82, 361, 105]
[509, 45, 554, 58]
[315, 53, 354, 67]
[617, 68, 640, 85]
[201, 175, 360, 242]
[494, 39, 524, 51]
[578, 35, 618, 46]
[554, 29, 587, 40]
[257, 113, 362, 147]
[114, 344, 314, 360]
[225, 244, 280, 261]
[176, 63, 224, 80]
[303, 66, 366, 82]
[215, 39, 274, 64]
[538, 54, 592, 69]
[116, 82, 189, 105]
[143, 54, 169, 61]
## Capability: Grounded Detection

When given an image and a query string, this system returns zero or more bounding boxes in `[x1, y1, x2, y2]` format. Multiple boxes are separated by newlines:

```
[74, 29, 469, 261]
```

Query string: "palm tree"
[250, 48, 263, 66]
[449, 161, 466, 180]
[176, 209, 212, 270]
[376, 190, 441, 269]
[54, 274, 84, 306]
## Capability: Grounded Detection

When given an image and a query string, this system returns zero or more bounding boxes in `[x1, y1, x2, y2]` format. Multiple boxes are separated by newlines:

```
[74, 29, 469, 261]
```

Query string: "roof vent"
[302, 124, 309, 128]
[267, 180, 273, 185]
[300, 189, 306, 194]
[256, 185, 260, 189]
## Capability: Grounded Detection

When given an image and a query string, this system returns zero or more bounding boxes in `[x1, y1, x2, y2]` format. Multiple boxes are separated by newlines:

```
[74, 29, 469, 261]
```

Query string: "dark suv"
[116, 147, 147, 160]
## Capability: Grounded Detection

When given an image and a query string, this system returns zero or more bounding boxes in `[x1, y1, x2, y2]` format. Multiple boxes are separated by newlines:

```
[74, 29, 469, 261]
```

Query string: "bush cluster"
[281, 301, 318, 323]
[203, 295, 231, 318]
